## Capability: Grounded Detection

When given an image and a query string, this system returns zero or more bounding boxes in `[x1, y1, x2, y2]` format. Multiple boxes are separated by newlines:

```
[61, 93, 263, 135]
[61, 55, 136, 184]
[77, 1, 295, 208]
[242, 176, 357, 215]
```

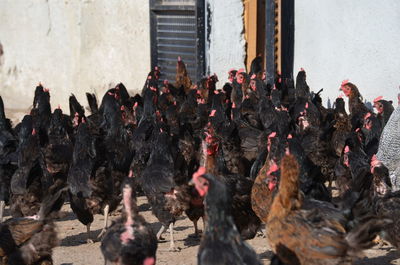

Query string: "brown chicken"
[0, 187, 64, 265]
[175, 56, 192, 95]
[251, 132, 280, 223]
[266, 154, 389, 265]
[340, 80, 370, 130]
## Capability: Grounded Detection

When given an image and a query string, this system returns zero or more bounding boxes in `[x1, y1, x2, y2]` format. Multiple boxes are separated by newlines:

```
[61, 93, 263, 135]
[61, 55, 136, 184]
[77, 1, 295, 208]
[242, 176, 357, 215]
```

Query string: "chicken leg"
[156, 225, 166, 241]
[86, 223, 94, 243]
[0, 200, 4, 222]
[97, 204, 109, 239]
[168, 222, 180, 252]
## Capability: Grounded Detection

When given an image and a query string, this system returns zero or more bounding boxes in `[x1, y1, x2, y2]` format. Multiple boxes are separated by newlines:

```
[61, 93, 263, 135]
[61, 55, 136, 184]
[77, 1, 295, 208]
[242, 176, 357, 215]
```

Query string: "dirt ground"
[3, 196, 400, 265]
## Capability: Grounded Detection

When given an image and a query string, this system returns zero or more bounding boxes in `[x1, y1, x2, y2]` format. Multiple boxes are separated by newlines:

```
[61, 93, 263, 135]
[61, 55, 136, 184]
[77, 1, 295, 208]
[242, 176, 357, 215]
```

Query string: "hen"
[0, 186, 64, 265]
[376, 94, 400, 190]
[10, 115, 43, 218]
[0, 96, 18, 222]
[267, 154, 389, 265]
[101, 176, 157, 265]
[139, 128, 188, 251]
[193, 168, 262, 265]
[67, 122, 116, 243]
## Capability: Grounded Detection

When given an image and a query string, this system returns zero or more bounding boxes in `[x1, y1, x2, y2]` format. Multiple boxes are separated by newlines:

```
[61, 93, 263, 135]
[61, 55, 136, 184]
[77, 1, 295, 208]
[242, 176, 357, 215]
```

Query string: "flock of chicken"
[0, 56, 400, 265]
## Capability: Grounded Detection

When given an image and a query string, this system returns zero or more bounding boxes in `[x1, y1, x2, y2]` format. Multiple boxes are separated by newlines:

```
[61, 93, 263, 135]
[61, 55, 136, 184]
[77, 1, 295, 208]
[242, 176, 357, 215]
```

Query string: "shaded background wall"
[294, 0, 400, 106]
[0, 0, 150, 117]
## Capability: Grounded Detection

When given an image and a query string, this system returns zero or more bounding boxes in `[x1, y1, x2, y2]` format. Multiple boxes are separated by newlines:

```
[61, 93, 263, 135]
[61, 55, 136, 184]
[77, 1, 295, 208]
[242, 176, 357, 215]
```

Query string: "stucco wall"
[0, 0, 150, 116]
[294, 0, 400, 106]
[206, 0, 246, 88]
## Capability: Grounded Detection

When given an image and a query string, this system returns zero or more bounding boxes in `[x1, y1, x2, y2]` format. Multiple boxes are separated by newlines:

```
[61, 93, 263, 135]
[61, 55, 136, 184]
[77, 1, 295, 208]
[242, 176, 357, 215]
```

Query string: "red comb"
[128, 170, 133, 178]
[364, 112, 372, 120]
[214, 90, 219, 95]
[287, 134, 292, 139]
[133, 102, 138, 108]
[150, 86, 157, 91]
[300, 68, 305, 72]
[251, 74, 256, 79]
[278, 77, 282, 83]
[344, 146, 350, 153]
[43, 88, 50, 93]
[373, 96, 383, 103]
[193, 166, 206, 179]
[209, 109, 216, 117]
[341, 79, 349, 86]
[238, 68, 245, 73]
[147, 75, 152, 80]
[108, 92, 114, 96]
[355, 128, 360, 132]
[31, 128, 36, 136]
[120, 105, 125, 111]
[143, 257, 155, 265]
[269, 132, 277, 138]
[305, 102, 309, 109]
[267, 162, 279, 175]
[173, 101, 177, 106]
[82, 117, 86, 123]
[154, 66, 159, 71]
[178, 56, 181, 62]
[232, 102, 236, 109]
[57, 104, 61, 109]
[163, 79, 169, 85]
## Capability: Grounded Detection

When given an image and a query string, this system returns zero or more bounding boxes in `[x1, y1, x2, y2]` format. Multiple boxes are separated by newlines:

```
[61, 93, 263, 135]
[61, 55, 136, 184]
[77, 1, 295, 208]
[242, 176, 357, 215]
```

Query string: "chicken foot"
[97, 204, 109, 239]
[0, 200, 4, 223]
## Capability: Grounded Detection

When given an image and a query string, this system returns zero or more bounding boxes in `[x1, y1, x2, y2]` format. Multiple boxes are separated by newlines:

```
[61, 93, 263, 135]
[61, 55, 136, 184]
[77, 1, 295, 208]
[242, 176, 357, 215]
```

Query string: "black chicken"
[0, 96, 18, 222]
[10, 115, 43, 217]
[67, 122, 117, 243]
[193, 169, 262, 265]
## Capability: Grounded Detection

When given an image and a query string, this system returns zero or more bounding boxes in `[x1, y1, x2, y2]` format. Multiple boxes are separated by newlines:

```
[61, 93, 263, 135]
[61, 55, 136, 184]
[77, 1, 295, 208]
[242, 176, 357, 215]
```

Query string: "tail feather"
[346, 216, 392, 251]
[86, 92, 99, 114]
[69, 94, 85, 117]
[0, 95, 5, 122]
[38, 180, 68, 220]
[116, 83, 130, 104]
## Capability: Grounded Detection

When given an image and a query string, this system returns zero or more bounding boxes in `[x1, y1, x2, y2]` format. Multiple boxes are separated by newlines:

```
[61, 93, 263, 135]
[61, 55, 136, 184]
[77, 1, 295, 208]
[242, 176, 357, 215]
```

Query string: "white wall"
[207, 0, 246, 88]
[294, 0, 400, 106]
[0, 0, 150, 119]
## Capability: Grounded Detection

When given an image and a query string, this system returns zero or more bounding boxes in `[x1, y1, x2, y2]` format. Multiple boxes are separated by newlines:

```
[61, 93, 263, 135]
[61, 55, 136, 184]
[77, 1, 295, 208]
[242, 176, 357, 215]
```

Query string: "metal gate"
[150, 0, 205, 83]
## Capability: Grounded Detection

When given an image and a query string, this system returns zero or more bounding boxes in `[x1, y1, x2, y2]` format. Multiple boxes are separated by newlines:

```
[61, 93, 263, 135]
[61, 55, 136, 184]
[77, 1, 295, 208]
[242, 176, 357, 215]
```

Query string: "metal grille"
[150, 0, 205, 83]
[155, 11, 197, 82]
[156, 0, 195, 5]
